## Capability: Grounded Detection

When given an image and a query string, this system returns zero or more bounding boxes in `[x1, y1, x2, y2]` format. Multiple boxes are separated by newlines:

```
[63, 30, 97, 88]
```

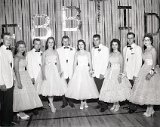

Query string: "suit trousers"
[94, 77, 104, 92]
[129, 80, 137, 111]
[0, 86, 13, 126]
[94, 77, 107, 108]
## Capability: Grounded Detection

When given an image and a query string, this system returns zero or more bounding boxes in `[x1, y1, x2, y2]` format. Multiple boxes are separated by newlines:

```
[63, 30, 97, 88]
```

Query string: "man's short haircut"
[127, 32, 135, 38]
[1, 32, 11, 39]
[93, 34, 100, 39]
[33, 38, 41, 44]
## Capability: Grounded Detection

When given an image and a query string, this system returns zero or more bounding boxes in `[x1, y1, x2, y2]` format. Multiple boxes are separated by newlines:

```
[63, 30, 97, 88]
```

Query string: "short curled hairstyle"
[14, 40, 26, 56]
[110, 39, 121, 53]
[77, 39, 86, 51]
[45, 37, 55, 50]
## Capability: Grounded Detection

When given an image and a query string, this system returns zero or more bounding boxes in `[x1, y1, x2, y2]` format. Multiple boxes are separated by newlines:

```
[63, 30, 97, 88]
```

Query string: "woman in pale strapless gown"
[65, 40, 99, 109]
[99, 39, 131, 112]
[13, 41, 43, 120]
[129, 34, 160, 117]
[41, 37, 67, 113]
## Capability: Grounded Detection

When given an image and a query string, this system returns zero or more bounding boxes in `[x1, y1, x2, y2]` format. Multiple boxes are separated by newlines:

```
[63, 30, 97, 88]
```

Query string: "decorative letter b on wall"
[62, 6, 82, 31]
[31, 14, 52, 40]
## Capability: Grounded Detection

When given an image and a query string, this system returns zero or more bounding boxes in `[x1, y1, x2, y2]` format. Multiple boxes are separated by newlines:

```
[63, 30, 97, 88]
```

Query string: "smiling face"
[144, 37, 152, 47]
[62, 38, 69, 47]
[47, 38, 55, 48]
[18, 44, 26, 54]
[3, 34, 12, 47]
[34, 40, 41, 51]
[127, 34, 135, 45]
[93, 37, 100, 47]
[78, 41, 85, 50]
[112, 41, 119, 51]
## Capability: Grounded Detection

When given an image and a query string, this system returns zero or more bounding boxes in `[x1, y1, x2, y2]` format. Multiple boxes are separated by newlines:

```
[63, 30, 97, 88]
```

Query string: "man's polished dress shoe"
[68, 102, 75, 108]
[95, 105, 101, 109]
[61, 103, 68, 108]
[100, 107, 107, 112]
[33, 109, 39, 115]
[128, 109, 136, 114]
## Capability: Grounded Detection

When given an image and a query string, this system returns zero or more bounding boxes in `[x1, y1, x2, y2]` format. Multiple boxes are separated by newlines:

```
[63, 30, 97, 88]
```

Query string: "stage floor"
[14, 100, 160, 127]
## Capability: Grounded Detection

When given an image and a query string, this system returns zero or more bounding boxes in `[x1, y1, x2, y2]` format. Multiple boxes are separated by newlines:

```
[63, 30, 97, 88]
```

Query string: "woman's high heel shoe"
[84, 102, 88, 108]
[114, 105, 120, 112]
[143, 112, 154, 117]
[110, 105, 116, 111]
[151, 110, 155, 116]
[50, 104, 56, 113]
[80, 102, 85, 110]
[17, 113, 30, 120]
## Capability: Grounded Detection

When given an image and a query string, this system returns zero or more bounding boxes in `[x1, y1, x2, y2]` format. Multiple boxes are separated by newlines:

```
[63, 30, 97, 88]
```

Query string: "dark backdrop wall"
[0, 0, 160, 64]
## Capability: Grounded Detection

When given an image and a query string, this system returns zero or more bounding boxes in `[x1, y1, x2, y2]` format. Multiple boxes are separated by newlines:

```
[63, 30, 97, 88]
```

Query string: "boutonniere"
[98, 48, 101, 52]
[40, 53, 43, 56]
[70, 48, 73, 51]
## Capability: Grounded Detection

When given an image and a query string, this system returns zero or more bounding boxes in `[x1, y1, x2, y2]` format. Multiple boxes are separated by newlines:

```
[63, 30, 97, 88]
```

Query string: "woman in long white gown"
[99, 39, 131, 112]
[129, 34, 160, 117]
[41, 37, 67, 113]
[13, 41, 43, 120]
[65, 39, 99, 109]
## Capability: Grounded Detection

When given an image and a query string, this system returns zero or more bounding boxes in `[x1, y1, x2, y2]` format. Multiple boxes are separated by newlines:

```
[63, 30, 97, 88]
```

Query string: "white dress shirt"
[26, 48, 42, 80]
[0, 45, 14, 89]
[123, 43, 142, 80]
[91, 44, 109, 78]
[57, 46, 76, 79]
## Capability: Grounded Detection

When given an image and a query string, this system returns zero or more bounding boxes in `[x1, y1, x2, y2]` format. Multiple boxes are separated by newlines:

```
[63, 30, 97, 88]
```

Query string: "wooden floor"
[14, 100, 160, 127]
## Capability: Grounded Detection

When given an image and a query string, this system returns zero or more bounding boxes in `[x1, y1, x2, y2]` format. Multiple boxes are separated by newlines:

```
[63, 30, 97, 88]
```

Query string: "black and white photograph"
[0, 0, 160, 126]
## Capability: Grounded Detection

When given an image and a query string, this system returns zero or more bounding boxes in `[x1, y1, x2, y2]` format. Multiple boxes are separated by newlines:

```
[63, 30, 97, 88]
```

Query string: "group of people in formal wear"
[0, 32, 160, 126]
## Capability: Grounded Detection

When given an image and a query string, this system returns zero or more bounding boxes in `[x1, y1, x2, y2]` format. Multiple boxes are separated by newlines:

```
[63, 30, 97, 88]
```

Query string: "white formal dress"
[26, 49, 42, 94]
[13, 59, 43, 112]
[99, 53, 131, 103]
[129, 50, 160, 105]
[65, 54, 99, 100]
[57, 46, 76, 80]
[123, 43, 142, 80]
[40, 54, 67, 96]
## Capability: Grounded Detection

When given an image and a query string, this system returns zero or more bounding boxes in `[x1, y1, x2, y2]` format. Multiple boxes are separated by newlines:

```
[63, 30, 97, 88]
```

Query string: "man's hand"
[133, 76, 137, 83]
[17, 83, 22, 89]
[42, 74, 46, 80]
[118, 75, 122, 84]
[31, 78, 35, 84]
[60, 72, 64, 78]
[0, 85, 7, 91]
[146, 73, 152, 80]
[99, 74, 104, 79]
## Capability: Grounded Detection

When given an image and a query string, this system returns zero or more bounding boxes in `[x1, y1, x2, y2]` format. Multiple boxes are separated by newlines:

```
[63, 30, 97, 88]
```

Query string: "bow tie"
[6, 47, 11, 50]
[64, 47, 69, 49]
[35, 50, 40, 52]
[94, 46, 99, 49]
[127, 45, 133, 50]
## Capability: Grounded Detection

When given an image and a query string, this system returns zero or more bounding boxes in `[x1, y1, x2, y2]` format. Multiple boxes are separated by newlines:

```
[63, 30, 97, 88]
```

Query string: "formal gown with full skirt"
[99, 54, 131, 103]
[40, 55, 67, 96]
[65, 54, 99, 100]
[13, 59, 43, 112]
[129, 51, 160, 105]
